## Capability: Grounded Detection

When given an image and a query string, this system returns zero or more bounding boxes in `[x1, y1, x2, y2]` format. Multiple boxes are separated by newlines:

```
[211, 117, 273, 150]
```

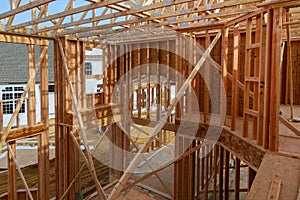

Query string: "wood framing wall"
[100, 6, 290, 199]
[0, 1, 300, 200]
[0, 34, 50, 200]
[54, 38, 84, 199]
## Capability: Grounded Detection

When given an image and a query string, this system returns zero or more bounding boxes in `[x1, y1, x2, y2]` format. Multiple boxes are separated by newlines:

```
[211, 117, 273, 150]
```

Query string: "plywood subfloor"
[117, 189, 156, 200]
[247, 153, 300, 200]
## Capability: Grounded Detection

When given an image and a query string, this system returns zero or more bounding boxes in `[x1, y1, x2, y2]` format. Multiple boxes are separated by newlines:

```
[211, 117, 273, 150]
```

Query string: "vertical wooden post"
[221, 27, 229, 125]
[231, 25, 240, 131]
[129, 45, 133, 117]
[8, 141, 17, 200]
[269, 8, 282, 151]
[137, 43, 141, 118]
[38, 45, 50, 200]
[219, 146, 224, 200]
[205, 145, 209, 200]
[176, 33, 182, 123]
[75, 40, 83, 191]
[55, 38, 65, 198]
[270, 8, 282, 149]
[103, 45, 108, 104]
[196, 141, 200, 198]
[243, 18, 252, 138]
[204, 30, 210, 123]
[201, 146, 205, 195]
[285, 9, 294, 119]
[166, 40, 171, 122]
[156, 42, 161, 121]
[224, 150, 230, 200]
[16, 101, 20, 128]
[213, 145, 218, 200]
[258, 22, 267, 146]
[235, 157, 241, 200]
[27, 44, 36, 126]
[146, 43, 151, 119]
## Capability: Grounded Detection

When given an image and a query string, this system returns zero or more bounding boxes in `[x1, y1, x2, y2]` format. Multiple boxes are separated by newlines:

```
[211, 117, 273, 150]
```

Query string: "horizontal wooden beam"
[133, 118, 265, 170]
[0, 0, 54, 20]
[0, 32, 49, 45]
[0, 124, 44, 142]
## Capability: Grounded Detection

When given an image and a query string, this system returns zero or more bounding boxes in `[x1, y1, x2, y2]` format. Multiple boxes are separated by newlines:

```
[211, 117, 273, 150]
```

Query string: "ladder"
[243, 13, 263, 141]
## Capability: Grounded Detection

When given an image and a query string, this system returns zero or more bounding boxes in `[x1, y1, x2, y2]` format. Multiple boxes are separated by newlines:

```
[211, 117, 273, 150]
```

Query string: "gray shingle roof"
[0, 42, 54, 84]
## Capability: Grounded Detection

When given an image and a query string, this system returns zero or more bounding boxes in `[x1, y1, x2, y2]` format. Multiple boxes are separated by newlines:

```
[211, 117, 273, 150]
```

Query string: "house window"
[14, 87, 24, 91]
[2, 87, 12, 92]
[2, 86, 25, 114]
[85, 62, 92, 75]
[14, 93, 25, 113]
[3, 102, 13, 114]
[48, 84, 55, 93]
[2, 93, 13, 114]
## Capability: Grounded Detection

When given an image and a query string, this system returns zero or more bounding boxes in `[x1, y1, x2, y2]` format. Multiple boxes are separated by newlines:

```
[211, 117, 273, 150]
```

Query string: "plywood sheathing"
[247, 153, 300, 200]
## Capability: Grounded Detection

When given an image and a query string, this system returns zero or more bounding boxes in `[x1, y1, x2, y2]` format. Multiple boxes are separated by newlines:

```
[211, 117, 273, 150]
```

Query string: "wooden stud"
[243, 18, 252, 138]
[7, 142, 34, 200]
[231, 25, 240, 131]
[269, 8, 282, 151]
[285, 9, 294, 119]
[235, 157, 241, 200]
[147, 43, 151, 119]
[8, 141, 17, 200]
[221, 27, 229, 125]
[38, 45, 50, 200]
[137, 43, 142, 118]
[205, 145, 209, 200]
[108, 31, 221, 200]
[27, 44, 36, 127]
[204, 30, 211, 123]
[258, 21, 266, 146]
[213, 145, 218, 200]
[224, 150, 230, 200]
[175, 33, 182, 123]
[58, 38, 106, 200]
[253, 14, 262, 140]
[219, 146, 224, 200]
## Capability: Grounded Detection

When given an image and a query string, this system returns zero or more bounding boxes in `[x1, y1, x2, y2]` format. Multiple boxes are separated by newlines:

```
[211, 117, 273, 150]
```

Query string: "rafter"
[0, 0, 54, 21]
[7, 0, 21, 27]
[8, 0, 125, 30]
[34, 0, 194, 34]
[61, 6, 257, 38]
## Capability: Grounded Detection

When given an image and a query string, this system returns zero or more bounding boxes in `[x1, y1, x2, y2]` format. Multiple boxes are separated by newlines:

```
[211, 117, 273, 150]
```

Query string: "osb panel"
[247, 153, 300, 200]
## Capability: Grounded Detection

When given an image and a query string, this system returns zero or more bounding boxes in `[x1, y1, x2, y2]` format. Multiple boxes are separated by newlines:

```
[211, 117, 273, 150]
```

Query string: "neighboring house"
[84, 48, 104, 93]
[0, 42, 103, 127]
[0, 42, 55, 127]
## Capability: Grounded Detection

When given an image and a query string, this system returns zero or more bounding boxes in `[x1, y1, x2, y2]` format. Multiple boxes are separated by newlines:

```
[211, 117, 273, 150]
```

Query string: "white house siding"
[85, 49, 103, 94]
[0, 84, 55, 127]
